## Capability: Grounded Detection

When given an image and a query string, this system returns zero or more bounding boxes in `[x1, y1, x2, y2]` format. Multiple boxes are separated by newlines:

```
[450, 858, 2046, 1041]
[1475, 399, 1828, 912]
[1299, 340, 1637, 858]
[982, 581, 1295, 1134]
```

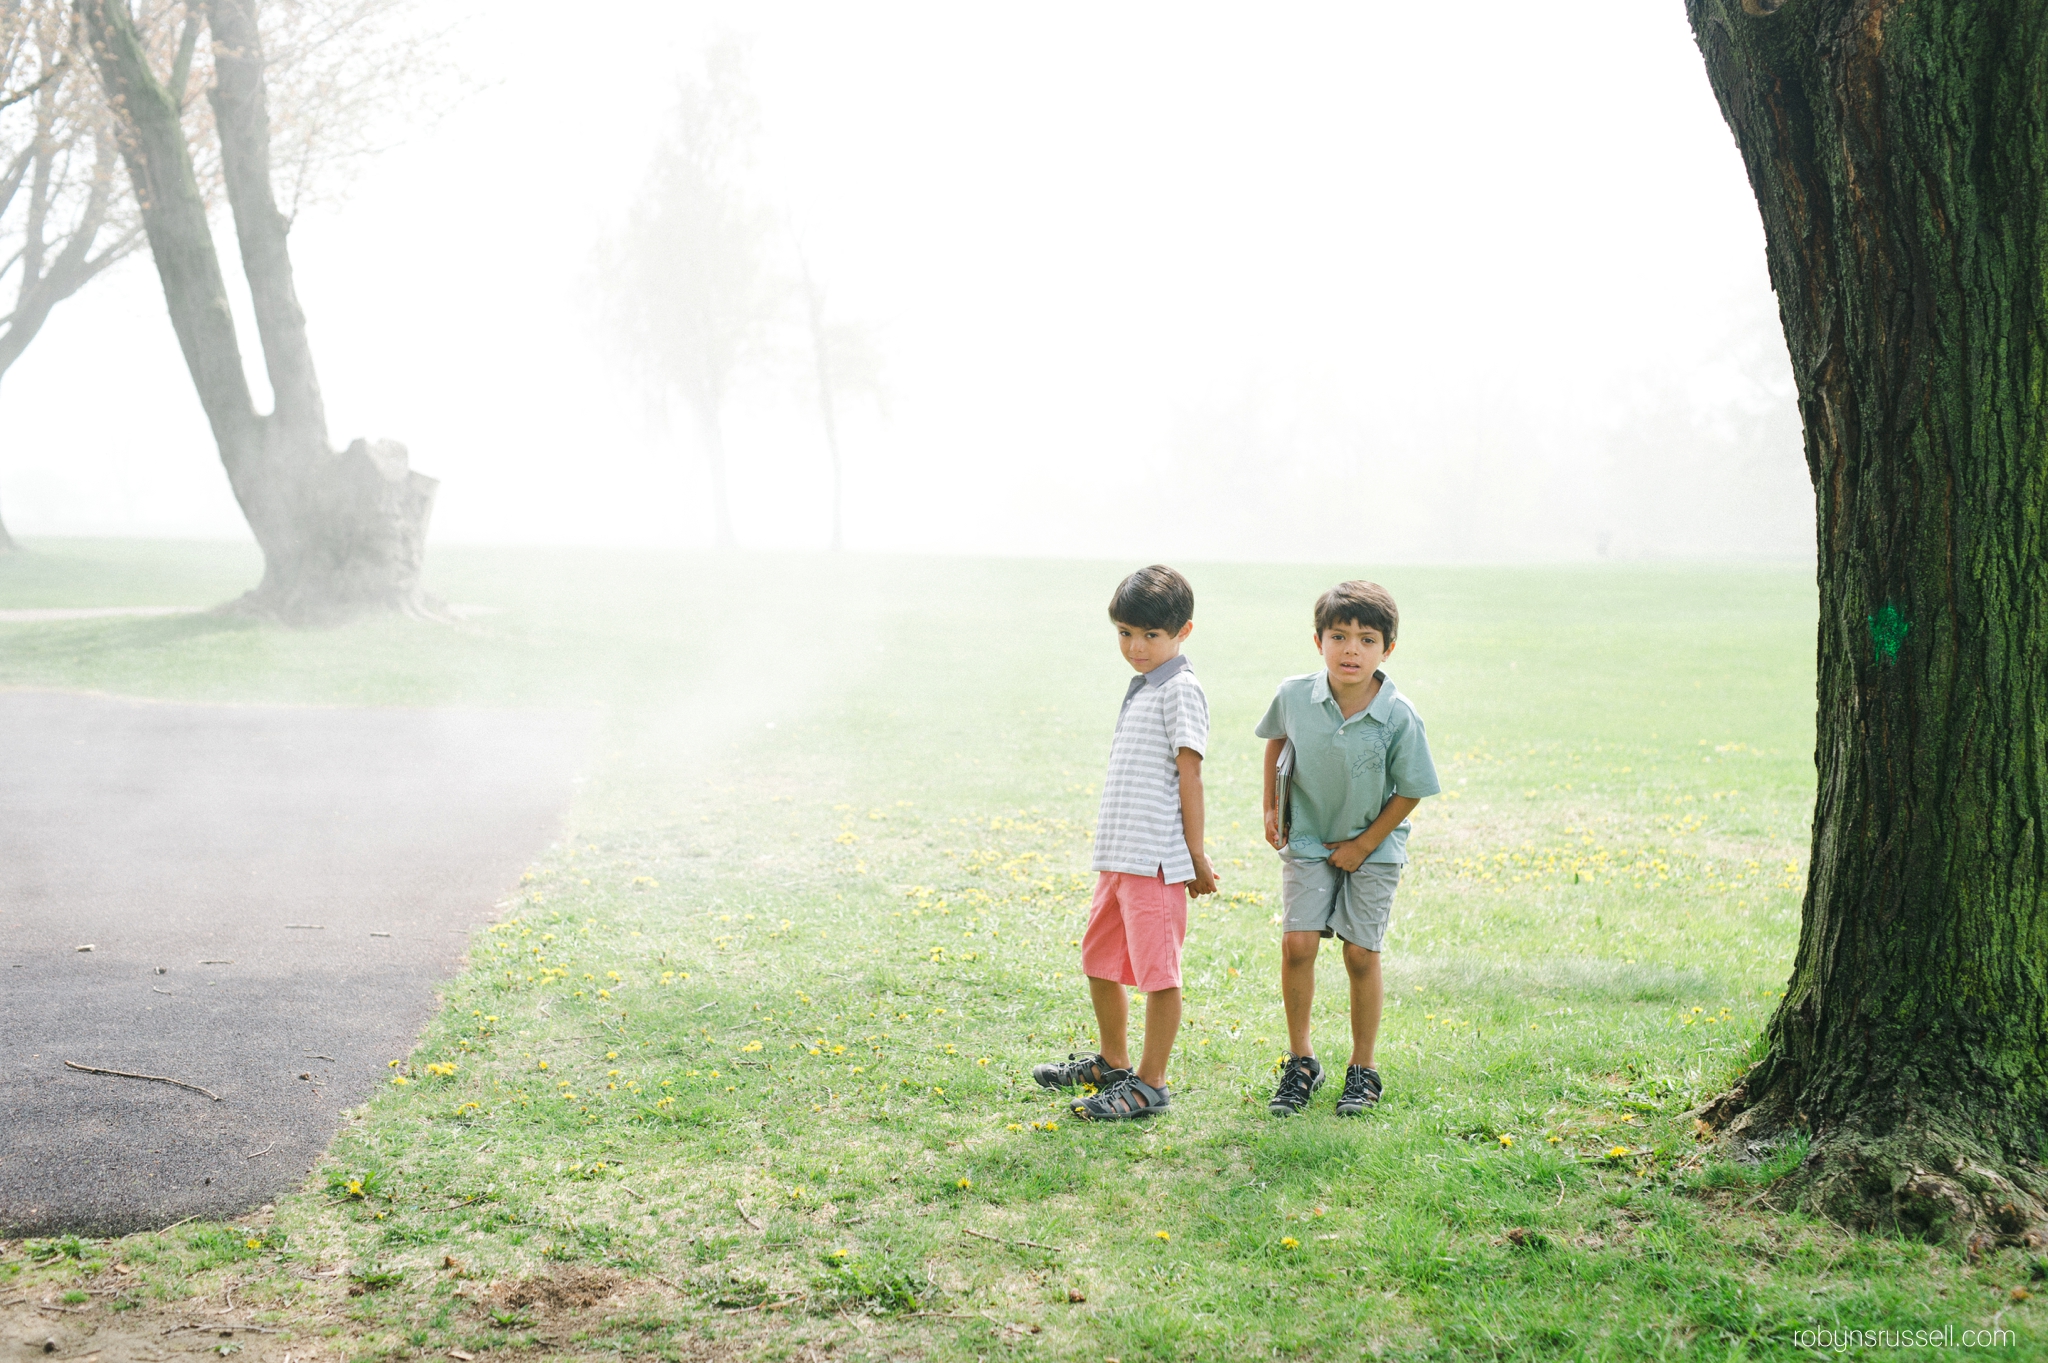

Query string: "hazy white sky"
[0, 1, 1814, 561]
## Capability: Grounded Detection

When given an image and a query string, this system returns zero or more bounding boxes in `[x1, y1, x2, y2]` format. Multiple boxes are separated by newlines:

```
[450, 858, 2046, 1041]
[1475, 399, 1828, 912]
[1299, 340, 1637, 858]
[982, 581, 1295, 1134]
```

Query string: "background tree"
[75, 0, 441, 621]
[0, 1, 147, 549]
[0, 0, 445, 563]
[793, 244, 882, 553]
[1687, 0, 2048, 1252]
[600, 37, 779, 550]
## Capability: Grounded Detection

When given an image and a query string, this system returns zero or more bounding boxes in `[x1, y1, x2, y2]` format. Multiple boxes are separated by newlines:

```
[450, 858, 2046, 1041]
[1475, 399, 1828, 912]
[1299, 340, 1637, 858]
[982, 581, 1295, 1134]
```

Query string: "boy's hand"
[1325, 837, 1372, 873]
[1189, 854, 1220, 898]
[1263, 806, 1285, 851]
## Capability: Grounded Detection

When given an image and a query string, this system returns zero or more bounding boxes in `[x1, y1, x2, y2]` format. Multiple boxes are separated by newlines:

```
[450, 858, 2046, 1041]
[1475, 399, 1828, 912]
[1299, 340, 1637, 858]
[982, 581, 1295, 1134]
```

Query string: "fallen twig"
[303, 1054, 335, 1061]
[619, 1184, 645, 1202]
[721, 1295, 803, 1315]
[36, 1303, 90, 1315]
[907, 1310, 985, 1320]
[64, 1061, 220, 1102]
[163, 1323, 285, 1336]
[962, 1227, 1059, 1253]
[735, 1198, 763, 1231]
[245, 1144, 275, 1160]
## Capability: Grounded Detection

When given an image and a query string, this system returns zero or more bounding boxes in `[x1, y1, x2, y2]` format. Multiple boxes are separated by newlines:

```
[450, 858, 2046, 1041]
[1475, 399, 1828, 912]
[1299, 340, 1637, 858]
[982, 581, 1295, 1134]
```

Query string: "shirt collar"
[1122, 653, 1190, 708]
[1313, 668, 1395, 723]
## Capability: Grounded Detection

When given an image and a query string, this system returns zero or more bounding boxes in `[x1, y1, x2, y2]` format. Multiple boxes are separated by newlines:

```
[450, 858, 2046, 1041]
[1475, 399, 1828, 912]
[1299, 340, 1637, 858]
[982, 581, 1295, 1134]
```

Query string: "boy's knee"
[1341, 942, 1380, 975]
[1280, 931, 1321, 967]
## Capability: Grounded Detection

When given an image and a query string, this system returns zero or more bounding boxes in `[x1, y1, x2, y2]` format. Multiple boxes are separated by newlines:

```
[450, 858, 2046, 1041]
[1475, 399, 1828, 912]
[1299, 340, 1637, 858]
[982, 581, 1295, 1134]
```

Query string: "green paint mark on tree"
[1867, 604, 1909, 664]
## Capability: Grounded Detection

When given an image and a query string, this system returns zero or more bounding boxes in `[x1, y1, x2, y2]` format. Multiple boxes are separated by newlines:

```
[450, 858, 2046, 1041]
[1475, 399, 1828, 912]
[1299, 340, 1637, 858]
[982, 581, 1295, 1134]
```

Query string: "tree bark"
[695, 402, 735, 549]
[75, 0, 437, 623]
[1686, 0, 2048, 1252]
[797, 258, 844, 552]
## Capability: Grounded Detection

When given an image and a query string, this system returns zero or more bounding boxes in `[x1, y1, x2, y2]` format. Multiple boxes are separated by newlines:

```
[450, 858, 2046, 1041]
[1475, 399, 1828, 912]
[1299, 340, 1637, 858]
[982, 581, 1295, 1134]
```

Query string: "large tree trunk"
[695, 403, 735, 549]
[797, 260, 845, 552]
[75, 0, 437, 624]
[1687, 0, 2048, 1252]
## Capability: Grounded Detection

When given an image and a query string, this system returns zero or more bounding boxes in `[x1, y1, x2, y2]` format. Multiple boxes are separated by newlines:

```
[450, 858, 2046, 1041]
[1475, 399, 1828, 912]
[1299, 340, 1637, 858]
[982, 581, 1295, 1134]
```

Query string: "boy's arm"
[1261, 737, 1288, 850]
[1177, 746, 1218, 897]
[1326, 795, 1421, 872]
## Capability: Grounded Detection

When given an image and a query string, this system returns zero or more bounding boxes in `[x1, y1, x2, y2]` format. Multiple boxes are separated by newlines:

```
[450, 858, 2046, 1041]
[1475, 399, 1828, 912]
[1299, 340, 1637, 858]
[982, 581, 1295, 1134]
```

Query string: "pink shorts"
[1081, 871, 1188, 992]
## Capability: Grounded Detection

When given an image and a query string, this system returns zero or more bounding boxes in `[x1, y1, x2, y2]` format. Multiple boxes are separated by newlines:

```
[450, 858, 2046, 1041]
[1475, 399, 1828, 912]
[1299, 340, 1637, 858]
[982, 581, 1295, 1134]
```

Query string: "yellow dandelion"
[1607, 1145, 1631, 1159]
[1006, 1122, 1023, 1131]
[1498, 1134, 1513, 1147]
[1280, 1236, 1299, 1250]
[1153, 1231, 1170, 1243]
[390, 1074, 410, 1086]
[244, 1238, 263, 1250]
[957, 1177, 972, 1189]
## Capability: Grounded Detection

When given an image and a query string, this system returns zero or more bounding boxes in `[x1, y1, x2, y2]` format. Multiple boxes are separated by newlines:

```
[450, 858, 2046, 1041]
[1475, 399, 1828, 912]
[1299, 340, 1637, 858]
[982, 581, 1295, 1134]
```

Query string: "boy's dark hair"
[1315, 580, 1398, 644]
[1108, 565, 1194, 634]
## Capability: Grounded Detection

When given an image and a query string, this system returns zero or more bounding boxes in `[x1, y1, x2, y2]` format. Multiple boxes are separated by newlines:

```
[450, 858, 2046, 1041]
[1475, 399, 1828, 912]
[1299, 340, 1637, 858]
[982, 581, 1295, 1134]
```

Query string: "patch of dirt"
[493, 1267, 622, 1313]
[0, 1291, 342, 1363]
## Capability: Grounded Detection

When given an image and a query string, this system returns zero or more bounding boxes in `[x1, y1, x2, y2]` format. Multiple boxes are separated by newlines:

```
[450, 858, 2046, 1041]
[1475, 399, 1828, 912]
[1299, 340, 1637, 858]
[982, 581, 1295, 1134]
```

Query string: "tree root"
[217, 584, 453, 629]
[1694, 1080, 2048, 1257]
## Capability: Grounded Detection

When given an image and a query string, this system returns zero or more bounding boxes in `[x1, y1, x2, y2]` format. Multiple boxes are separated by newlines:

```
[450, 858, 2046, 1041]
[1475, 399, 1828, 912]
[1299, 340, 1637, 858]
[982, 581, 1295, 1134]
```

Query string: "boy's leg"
[1331, 864, 1399, 1115]
[1080, 872, 1142, 1071]
[1341, 942, 1382, 1068]
[1072, 875, 1185, 1120]
[1136, 986, 1181, 1088]
[1033, 873, 1138, 1090]
[1280, 931, 1323, 1058]
[1089, 976, 1132, 1072]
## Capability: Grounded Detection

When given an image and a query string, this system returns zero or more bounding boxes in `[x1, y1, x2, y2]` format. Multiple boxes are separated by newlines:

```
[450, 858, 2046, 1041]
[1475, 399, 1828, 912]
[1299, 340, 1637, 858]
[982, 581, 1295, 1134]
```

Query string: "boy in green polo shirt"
[1255, 580, 1440, 1117]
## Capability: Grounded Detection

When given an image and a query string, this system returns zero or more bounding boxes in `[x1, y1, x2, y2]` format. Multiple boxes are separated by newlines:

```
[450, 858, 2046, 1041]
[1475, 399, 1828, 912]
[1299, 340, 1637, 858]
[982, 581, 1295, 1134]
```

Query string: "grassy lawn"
[1, 539, 2039, 1361]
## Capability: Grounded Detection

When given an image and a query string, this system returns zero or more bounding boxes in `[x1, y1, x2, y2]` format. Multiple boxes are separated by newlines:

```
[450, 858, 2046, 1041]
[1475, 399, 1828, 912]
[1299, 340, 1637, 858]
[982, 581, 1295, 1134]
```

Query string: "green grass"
[3, 539, 2041, 1361]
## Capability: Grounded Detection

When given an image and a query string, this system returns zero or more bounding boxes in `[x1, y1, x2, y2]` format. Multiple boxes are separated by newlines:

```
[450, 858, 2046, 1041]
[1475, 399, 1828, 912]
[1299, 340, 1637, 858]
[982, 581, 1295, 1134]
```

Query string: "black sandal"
[1335, 1065, 1382, 1116]
[1032, 1052, 1127, 1091]
[1070, 1074, 1169, 1121]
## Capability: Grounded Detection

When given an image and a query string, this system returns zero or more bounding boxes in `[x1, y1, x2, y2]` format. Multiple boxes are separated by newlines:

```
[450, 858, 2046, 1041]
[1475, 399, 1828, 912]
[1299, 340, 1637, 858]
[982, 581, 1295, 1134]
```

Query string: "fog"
[0, 0, 1812, 563]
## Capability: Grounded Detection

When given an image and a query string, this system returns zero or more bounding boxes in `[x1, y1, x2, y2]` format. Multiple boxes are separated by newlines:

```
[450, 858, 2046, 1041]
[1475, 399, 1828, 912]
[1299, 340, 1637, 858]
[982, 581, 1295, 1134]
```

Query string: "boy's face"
[1115, 618, 1193, 674]
[1316, 620, 1392, 688]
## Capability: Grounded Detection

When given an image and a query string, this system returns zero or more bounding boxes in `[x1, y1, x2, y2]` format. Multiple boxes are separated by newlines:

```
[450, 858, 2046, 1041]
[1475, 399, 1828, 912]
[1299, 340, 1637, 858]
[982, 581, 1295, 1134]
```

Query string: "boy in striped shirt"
[1032, 565, 1217, 1120]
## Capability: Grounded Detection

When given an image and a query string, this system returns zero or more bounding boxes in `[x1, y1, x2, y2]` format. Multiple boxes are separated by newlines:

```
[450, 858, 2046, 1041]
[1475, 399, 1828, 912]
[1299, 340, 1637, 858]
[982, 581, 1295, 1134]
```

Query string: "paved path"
[0, 691, 587, 1236]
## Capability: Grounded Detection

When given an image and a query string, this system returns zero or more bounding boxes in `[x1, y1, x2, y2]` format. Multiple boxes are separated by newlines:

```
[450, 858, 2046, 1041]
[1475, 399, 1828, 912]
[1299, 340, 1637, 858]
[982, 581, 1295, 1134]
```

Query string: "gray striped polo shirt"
[1093, 654, 1209, 882]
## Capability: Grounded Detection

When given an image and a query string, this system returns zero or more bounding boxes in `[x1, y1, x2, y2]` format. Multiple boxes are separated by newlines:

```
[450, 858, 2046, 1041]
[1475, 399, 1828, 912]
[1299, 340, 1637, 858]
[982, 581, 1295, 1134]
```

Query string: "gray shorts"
[1279, 855, 1402, 952]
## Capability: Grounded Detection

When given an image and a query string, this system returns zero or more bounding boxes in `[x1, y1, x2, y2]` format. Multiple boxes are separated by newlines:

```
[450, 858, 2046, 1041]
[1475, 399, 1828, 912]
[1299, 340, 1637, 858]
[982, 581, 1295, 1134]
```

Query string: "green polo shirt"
[1254, 669, 1440, 864]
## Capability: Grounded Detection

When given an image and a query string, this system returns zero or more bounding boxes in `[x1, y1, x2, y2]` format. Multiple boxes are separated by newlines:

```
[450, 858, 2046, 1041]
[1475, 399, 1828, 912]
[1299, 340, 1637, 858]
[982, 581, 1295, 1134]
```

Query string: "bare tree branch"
[0, 54, 63, 112]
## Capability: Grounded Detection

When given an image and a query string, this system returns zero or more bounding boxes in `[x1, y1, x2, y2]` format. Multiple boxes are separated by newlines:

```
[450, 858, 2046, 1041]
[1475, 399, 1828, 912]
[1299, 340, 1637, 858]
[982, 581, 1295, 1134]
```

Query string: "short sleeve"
[1166, 678, 1208, 757]
[1387, 706, 1442, 799]
[1253, 686, 1288, 740]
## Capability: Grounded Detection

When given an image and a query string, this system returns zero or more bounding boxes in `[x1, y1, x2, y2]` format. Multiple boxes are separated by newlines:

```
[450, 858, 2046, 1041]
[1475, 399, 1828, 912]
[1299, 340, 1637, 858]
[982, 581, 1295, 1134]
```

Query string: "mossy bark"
[1686, 0, 2048, 1251]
